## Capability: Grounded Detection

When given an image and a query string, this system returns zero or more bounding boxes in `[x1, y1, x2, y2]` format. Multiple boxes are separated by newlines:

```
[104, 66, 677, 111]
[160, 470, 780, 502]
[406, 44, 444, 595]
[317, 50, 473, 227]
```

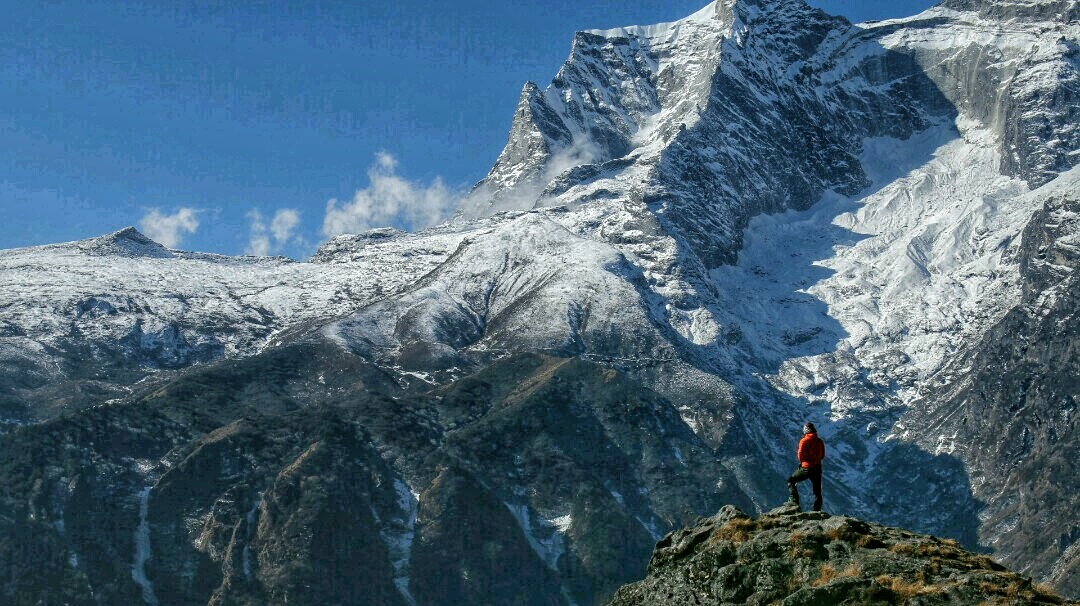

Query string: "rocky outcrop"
[609, 505, 1077, 605]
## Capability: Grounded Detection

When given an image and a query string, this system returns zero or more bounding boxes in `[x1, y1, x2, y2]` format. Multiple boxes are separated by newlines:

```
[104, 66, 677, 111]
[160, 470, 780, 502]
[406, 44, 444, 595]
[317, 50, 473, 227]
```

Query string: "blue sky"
[1, 0, 936, 258]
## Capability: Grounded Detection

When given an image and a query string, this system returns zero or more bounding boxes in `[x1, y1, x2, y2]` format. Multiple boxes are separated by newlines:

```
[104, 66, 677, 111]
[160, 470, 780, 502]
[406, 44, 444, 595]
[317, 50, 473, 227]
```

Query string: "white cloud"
[270, 208, 301, 244]
[545, 139, 601, 182]
[457, 137, 601, 218]
[246, 208, 302, 256]
[138, 208, 199, 248]
[322, 152, 456, 237]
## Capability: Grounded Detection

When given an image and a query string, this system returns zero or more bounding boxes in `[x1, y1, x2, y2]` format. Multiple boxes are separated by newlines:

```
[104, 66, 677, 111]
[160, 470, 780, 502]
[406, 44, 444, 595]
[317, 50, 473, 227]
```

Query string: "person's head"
[803, 422, 816, 434]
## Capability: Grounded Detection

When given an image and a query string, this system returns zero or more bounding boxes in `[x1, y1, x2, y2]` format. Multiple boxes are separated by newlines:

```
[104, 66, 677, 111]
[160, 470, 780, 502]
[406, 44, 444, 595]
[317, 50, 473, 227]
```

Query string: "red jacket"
[797, 433, 825, 468]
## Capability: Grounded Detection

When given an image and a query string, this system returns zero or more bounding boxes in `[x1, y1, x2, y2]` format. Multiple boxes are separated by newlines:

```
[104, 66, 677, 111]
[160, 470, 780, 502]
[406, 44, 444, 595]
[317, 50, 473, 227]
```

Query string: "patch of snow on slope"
[504, 502, 568, 571]
[242, 493, 263, 580]
[382, 479, 419, 606]
[132, 486, 158, 606]
[712, 118, 1032, 417]
[0, 226, 466, 363]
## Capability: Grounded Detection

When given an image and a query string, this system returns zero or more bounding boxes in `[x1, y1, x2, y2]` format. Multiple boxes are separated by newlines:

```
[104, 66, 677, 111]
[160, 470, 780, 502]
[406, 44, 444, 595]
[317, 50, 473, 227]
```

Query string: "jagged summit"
[582, 0, 727, 39]
[460, 0, 743, 220]
[609, 505, 1077, 605]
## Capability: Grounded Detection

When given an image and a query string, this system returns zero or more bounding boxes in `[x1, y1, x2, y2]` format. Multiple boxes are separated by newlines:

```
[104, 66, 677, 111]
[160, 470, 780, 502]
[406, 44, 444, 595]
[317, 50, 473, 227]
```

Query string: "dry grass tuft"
[1032, 582, 1065, 604]
[875, 574, 941, 598]
[975, 577, 1066, 605]
[977, 579, 1001, 594]
[823, 521, 884, 549]
[1005, 580, 1027, 597]
[708, 517, 755, 544]
[888, 540, 961, 560]
[855, 534, 884, 549]
[970, 553, 1006, 571]
[757, 517, 784, 530]
[787, 530, 824, 558]
[810, 563, 861, 588]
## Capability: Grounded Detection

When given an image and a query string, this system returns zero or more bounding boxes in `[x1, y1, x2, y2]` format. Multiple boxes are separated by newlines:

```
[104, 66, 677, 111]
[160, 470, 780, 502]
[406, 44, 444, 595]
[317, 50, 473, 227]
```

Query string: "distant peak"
[79, 227, 174, 258]
[309, 227, 406, 263]
[109, 226, 154, 243]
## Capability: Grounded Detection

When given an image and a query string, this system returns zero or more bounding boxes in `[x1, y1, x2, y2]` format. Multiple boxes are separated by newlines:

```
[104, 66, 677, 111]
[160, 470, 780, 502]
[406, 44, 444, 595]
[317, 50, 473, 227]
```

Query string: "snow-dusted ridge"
[0, 223, 471, 419]
[584, 1, 722, 40]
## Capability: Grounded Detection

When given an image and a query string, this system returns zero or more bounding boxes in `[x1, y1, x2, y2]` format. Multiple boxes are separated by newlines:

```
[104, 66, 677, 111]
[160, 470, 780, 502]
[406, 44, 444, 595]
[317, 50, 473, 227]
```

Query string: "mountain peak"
[580, 0, 726, 39]
[609, 505, 1075, 605]
[109, 226, 152, 242]
[78, 226, 174, 258]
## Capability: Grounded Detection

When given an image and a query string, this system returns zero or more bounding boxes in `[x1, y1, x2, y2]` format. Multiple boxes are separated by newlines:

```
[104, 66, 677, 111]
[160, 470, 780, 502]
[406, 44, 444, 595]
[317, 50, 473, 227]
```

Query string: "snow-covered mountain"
[0, 0, 1076, 603]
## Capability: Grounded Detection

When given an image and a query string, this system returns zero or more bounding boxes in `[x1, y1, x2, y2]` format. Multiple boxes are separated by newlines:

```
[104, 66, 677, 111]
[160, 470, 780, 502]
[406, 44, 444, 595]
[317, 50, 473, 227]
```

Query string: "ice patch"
[934, 432, 959, 455]
[242, 493, 263, 580]
[504, 502, 569, 571]
[133, 459, 155, 475]
[672, 445, 686, 466]
[551, 514, 573, 533]
[132, 486, 158, 606]
[635, 515, 664, 541]
[381, 479, 419, 606]
[609, 490, 625, 506]
[712, 121, 1033, 411]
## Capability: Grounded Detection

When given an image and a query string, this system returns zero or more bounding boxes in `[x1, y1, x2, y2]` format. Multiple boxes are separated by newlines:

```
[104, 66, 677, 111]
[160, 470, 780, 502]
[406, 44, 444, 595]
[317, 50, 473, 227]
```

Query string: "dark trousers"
[788, 464, 822, 511]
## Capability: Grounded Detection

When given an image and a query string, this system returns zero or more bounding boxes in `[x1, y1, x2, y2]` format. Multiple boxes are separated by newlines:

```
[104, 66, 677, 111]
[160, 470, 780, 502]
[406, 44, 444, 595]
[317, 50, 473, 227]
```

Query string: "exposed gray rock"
[609, 505, 1077, 605]
[940, 0, 1080, 23]
[902, 168, 1080, 597]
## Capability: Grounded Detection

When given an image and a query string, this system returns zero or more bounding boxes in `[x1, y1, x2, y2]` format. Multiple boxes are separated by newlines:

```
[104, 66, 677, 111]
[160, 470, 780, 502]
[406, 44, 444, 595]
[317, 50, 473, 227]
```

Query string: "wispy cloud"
[322, 152, 456, 237]
[138, 208, 199, 248]
[246, 208, 302, 256]
[458, 137, 601, 218]
[270, 209, 300, 244]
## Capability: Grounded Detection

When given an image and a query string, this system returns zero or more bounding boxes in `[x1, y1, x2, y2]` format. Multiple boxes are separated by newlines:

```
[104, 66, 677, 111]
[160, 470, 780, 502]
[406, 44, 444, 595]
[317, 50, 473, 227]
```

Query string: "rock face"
[901, 167, 1080, 596]
[1, 0, 1079, 604]
[609, 505, 1077, 605]
[0, 351, 745, 605]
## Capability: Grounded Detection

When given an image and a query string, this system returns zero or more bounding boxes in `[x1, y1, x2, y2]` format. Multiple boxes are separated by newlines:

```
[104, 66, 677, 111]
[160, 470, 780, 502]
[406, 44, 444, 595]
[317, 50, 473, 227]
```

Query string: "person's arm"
[797, 436, 808, 464]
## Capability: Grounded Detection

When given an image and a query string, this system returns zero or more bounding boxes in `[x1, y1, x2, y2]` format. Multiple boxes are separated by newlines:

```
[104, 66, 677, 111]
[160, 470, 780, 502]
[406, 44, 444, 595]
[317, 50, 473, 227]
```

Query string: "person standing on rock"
[787, 422, 825, 511]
